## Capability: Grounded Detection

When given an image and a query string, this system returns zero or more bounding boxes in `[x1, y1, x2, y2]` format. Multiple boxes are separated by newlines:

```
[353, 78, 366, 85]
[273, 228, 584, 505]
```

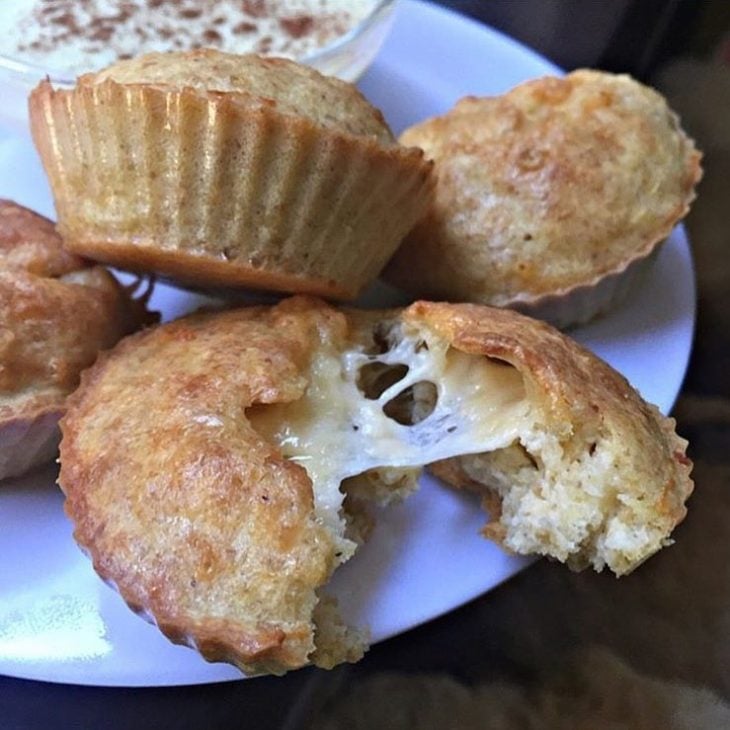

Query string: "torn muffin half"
[58, 297, 692, 675]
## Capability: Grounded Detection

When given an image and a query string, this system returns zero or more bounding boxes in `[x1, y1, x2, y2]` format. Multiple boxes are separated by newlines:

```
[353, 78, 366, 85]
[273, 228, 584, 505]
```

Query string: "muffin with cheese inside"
[58, 296, 692, 676]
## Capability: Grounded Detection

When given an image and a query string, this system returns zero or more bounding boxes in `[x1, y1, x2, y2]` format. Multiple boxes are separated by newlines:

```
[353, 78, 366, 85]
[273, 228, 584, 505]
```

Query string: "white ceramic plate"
[0, 0, 695, 687]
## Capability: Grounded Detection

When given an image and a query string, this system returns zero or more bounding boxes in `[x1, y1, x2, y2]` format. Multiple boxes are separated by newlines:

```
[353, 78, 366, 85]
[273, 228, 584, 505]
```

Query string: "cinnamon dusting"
[6, 0, 373, 75]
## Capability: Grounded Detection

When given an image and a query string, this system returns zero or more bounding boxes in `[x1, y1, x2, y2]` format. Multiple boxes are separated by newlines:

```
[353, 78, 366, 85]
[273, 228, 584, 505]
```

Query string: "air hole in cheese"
[382, 380, 438, 426]
[356, 361, 409, 400]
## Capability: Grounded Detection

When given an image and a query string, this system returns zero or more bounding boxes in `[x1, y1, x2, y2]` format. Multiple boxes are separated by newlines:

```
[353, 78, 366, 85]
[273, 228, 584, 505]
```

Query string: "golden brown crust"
[58, 296, 693, 676]
[0, 199, 85, 276]
[386, 70, 702, 323]
[0, 200, 155, 480]
[30, 52, 434, 300]
[59, 299, 347, 675]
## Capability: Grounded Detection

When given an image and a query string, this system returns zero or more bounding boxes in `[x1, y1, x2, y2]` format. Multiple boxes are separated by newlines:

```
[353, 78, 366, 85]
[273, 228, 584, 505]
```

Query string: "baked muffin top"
[0, 197, 84, 277]
[0, 200, 152, 404]
[0, 200, 156, 479]
[85, 49, 394, 144]
[389, 70, 702, 306]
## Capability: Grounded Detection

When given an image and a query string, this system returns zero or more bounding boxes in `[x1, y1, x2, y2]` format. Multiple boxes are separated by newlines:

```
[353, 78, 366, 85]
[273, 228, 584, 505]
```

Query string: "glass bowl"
[301, 0, 397, 82]
[0, 0, 397, 134]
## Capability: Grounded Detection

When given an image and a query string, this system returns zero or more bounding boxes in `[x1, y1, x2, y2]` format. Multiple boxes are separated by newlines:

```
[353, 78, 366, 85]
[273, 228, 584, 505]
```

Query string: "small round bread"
[385, 70, 702, 327]
[0, 199, 155, 481]
[58, 296, 692, 676]
[29, 50, 434, 301]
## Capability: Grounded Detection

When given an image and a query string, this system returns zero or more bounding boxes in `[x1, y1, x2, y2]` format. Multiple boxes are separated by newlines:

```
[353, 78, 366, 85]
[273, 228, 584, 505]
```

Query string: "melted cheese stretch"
[248, 328, 533, 535]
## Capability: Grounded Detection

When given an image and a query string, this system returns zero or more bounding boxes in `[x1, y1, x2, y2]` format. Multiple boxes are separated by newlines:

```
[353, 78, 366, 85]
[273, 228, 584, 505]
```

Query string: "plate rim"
[0, 0, 696, 687]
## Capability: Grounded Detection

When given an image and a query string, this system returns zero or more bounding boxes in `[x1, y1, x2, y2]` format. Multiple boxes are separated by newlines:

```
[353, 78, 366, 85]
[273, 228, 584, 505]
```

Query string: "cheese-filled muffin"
[58, 297, 692, 676]
[0, 200, 155, 480]
[385, 70, 702, 327]
[29, 50, 434, 301]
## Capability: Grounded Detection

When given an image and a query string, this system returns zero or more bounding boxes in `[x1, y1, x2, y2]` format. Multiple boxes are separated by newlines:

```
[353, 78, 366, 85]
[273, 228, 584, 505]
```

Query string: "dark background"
[438, 0, 725, 80]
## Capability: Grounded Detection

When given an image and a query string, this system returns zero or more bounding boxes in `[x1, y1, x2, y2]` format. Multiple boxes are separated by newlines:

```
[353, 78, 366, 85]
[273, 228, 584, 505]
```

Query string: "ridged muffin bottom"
[30, 79, 434, 300]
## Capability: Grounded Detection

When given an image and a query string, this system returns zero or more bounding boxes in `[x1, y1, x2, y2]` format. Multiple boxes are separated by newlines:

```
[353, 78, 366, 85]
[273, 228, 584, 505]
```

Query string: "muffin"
[385, 70, 702, 327]
[29, 50, 434, 300]
[58, 297, 691, 675]
[0, 199, 155, 481]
